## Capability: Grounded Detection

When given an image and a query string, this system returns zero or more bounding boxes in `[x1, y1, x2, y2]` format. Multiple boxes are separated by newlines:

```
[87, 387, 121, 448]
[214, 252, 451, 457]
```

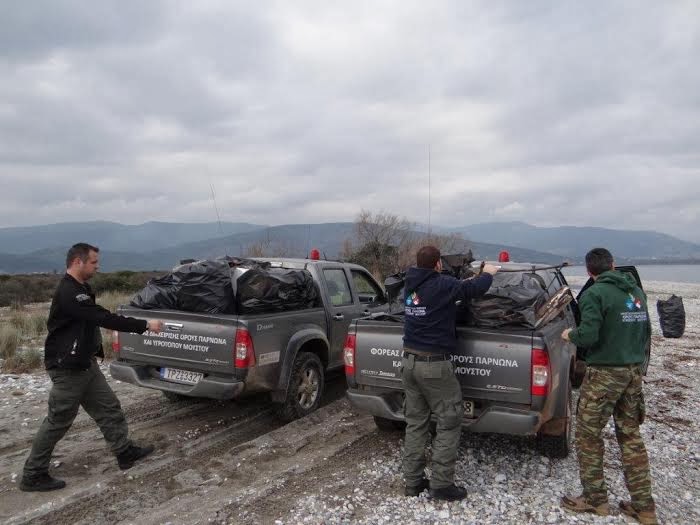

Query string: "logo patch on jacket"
[626, 294, 642, 311]
[405, 292, 420, 306]
[75, 293, 91, 302]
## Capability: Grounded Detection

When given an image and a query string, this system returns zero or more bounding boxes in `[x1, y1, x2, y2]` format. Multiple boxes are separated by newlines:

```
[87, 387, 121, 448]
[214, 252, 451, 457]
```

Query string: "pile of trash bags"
[470, 272, 547, 329]
[384, 261, 548, 329]
[130, 257, 319, 314]
[657, 295, 685, 338]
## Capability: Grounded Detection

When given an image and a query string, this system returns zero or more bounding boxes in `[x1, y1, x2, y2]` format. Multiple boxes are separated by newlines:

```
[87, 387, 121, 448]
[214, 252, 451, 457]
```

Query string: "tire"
[161, 390, 188, 402]
[538, 384, 573, 459]
[278, 352, 324, 422]
[373, 416, 406, 432]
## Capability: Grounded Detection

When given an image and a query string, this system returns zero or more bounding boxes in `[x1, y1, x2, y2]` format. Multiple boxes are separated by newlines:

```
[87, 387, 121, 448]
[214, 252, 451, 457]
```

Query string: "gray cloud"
[1, 0, 699, 243]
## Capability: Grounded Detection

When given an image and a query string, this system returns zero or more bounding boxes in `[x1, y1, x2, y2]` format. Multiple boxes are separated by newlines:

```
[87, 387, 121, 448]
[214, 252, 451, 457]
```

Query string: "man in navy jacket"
[402, 245, 498, 501]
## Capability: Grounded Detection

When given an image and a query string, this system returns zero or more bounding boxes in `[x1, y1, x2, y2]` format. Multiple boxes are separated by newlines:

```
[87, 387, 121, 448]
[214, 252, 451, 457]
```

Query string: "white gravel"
[281, 279, 700, 524]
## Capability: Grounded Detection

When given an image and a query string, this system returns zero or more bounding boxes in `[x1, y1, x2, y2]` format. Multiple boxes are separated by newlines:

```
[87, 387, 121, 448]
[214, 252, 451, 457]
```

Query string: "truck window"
[323, 268, 353, 306]
[351, 270, 386, 305]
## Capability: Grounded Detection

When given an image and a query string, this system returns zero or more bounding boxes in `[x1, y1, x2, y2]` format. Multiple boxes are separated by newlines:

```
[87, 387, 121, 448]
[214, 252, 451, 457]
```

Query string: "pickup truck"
[109, 258, 390, 421]
[343, 262, 650, 458]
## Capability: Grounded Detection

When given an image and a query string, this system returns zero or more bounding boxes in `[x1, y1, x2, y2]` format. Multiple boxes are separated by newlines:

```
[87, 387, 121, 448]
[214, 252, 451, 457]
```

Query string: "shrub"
[29, 312, 49, 337]
[97, 291, 133, 315]
[2, 348, 44, 373]
[0, 325, 20, 360]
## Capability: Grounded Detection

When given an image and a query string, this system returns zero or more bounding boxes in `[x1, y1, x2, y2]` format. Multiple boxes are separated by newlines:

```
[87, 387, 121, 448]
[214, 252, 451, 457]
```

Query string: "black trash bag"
[237, 268, 319, 313]
[657, 295, 685, 338]
[130, 273, 180, 310]
[471, 272, 547, 329]
[384, 272, 406, 308]
[175, 259, 236, 314]
[130, 259, 236, 314]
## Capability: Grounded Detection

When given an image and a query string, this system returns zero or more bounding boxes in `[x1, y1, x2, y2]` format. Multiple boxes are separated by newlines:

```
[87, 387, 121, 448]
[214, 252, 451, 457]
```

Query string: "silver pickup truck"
[344, 263, 650, 458]
[109, 258, 389, 421]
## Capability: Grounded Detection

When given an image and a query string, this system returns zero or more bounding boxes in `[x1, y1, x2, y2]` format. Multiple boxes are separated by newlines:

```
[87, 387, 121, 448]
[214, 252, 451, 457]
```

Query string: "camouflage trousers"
[576, 364, 655, 510]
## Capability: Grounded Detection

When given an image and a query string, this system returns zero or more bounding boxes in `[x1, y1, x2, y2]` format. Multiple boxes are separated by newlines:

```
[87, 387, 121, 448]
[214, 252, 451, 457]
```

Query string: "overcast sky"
[1, 1, 699, 242]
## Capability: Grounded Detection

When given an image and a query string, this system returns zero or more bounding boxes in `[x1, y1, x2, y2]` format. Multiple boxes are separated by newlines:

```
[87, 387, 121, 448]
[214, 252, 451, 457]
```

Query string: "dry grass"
[3, 348, 43, 373]
[0, 324, 20, 360]
[97, 291, 133, 315]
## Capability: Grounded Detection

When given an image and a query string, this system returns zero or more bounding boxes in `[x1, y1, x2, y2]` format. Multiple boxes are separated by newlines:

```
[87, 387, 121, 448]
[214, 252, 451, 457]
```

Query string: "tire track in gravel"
[5, 375, 350, 525]
[0, 395, 210, 456]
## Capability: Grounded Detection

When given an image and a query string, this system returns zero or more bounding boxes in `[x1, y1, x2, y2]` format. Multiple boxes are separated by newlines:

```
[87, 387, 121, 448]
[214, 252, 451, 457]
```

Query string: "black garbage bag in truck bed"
[130, 259, 236, 314]
[470, 272, 547, 329]
[237, 268, 319, 313]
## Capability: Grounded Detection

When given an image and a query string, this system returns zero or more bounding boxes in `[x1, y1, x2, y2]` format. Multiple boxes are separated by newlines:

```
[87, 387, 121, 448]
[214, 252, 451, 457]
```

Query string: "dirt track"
[0, 369, 383, 525]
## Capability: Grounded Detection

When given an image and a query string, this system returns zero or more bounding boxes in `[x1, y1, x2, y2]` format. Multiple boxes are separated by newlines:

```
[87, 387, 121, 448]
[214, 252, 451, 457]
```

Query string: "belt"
[403, 351, 449, 362]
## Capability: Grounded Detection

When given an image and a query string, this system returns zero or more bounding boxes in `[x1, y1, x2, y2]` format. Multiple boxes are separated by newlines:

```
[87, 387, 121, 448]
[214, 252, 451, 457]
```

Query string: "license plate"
[463, 400, 475, 418]
[160, 367, 203, 385]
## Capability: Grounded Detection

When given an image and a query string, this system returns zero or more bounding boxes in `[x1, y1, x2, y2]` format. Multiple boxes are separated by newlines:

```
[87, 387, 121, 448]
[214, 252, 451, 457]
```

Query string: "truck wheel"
[279, 352, 324, 422]
[373, 416, 406, 432]
[538, 386, 573, 459]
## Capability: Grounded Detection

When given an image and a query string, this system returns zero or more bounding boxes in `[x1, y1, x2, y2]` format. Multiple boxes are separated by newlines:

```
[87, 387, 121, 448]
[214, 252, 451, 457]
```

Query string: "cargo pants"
[576, 364, 655, 510]
[402, 352, 463, 489]
[23, 359, 131, 477]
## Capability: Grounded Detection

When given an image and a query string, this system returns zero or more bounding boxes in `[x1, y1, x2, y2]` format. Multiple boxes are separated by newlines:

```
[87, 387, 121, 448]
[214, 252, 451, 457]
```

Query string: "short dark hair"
[416, 245, 441, 269]
[66, 243, 99, 268]
[585, 247, 613, 276]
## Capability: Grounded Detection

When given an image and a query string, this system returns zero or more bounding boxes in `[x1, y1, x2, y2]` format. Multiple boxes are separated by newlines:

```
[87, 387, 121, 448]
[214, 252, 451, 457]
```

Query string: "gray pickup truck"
[109, 258, 390, 421]
[344, 262, 650, 458]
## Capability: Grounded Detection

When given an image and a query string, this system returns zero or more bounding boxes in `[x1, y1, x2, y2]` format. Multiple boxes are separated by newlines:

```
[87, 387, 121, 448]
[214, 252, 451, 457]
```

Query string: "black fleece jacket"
[44, 274, 148, 370]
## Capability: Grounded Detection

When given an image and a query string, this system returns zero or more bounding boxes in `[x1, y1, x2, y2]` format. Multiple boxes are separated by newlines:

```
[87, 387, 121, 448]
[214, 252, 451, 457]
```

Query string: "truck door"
[350, 269, 389, 316]
[322, 267, 359, 367]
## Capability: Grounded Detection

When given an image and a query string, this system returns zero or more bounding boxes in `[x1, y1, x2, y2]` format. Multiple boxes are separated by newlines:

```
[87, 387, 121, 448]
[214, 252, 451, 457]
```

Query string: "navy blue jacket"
[403, 267, 493, 354]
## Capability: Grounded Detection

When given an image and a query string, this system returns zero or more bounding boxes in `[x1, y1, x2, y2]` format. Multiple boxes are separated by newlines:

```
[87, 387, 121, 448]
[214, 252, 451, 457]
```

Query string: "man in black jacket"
[402, 245, 498, 500]
[20, 243, 164, 492]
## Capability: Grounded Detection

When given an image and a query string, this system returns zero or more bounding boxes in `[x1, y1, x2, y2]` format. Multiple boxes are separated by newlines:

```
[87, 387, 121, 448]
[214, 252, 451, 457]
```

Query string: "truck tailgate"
[117, 308, 237, 374]
[353, 321, 535, 405]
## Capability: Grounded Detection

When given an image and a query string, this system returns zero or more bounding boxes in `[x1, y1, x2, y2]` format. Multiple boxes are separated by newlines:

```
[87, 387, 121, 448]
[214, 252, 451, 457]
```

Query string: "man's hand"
[561, 328, 572, 342]
[482, 264, 499, 275]
[147, 320, 164, 333]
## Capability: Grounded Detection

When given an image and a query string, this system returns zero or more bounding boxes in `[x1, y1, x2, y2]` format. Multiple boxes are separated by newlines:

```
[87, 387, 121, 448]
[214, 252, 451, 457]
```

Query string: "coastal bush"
[0, 324, 20, 360]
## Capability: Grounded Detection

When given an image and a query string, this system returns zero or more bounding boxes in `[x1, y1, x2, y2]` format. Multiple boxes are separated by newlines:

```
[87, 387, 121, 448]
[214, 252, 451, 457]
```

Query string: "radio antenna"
[428, 144, 432, 236]
[209, 182, 224, 237]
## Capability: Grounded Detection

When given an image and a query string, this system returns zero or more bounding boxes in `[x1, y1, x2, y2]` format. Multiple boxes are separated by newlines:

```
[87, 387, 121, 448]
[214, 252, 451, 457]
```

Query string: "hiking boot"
[619, 501, 658, 525]
[561, 494, 609, 516]
[19, 472, 66, 492]
[429, 484, 467, 501]
[405, 477, 430, 497]
[117, 444, 155, 470]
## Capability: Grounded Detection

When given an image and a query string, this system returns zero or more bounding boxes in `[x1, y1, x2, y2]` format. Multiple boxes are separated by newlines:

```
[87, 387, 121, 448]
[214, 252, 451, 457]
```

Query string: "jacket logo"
[405, 292, 420, 306]
[626, 294, 642, 311]
[75, 293, 91, 302]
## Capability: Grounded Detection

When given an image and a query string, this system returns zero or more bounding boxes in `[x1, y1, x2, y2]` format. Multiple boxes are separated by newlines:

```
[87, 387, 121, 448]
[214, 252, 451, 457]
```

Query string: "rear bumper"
[109, 361, 245, 400]
[346, 389, 541, 436]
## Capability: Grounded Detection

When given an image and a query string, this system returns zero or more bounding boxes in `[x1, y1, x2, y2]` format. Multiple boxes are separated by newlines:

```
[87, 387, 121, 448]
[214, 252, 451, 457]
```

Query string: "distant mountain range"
[1, 220, 698, 274]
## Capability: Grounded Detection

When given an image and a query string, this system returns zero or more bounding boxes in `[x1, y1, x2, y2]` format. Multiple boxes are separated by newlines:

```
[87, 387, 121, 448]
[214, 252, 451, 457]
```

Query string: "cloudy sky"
[1, 1, 699, 241]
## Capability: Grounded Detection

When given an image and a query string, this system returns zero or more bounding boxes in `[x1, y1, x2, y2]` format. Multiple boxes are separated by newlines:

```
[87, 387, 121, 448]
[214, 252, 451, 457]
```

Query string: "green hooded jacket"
[569, 270, 650, 366]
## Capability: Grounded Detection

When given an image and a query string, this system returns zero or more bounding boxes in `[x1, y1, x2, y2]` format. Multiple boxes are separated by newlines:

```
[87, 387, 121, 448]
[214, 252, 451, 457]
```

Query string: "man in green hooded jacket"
[560, 248, 657, 525]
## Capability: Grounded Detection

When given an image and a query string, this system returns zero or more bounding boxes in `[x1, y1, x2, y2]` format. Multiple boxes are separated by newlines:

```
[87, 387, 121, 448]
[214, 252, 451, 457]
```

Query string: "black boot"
[19, 472, 66, 492]
[117, 444, 155, 470]
[405, 477, 430, 497]
[429, 484, 467, 501]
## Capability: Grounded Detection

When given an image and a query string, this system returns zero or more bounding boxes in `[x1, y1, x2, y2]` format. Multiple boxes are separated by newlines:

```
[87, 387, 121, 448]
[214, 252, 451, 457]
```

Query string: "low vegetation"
[0, 277, 139, 372]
